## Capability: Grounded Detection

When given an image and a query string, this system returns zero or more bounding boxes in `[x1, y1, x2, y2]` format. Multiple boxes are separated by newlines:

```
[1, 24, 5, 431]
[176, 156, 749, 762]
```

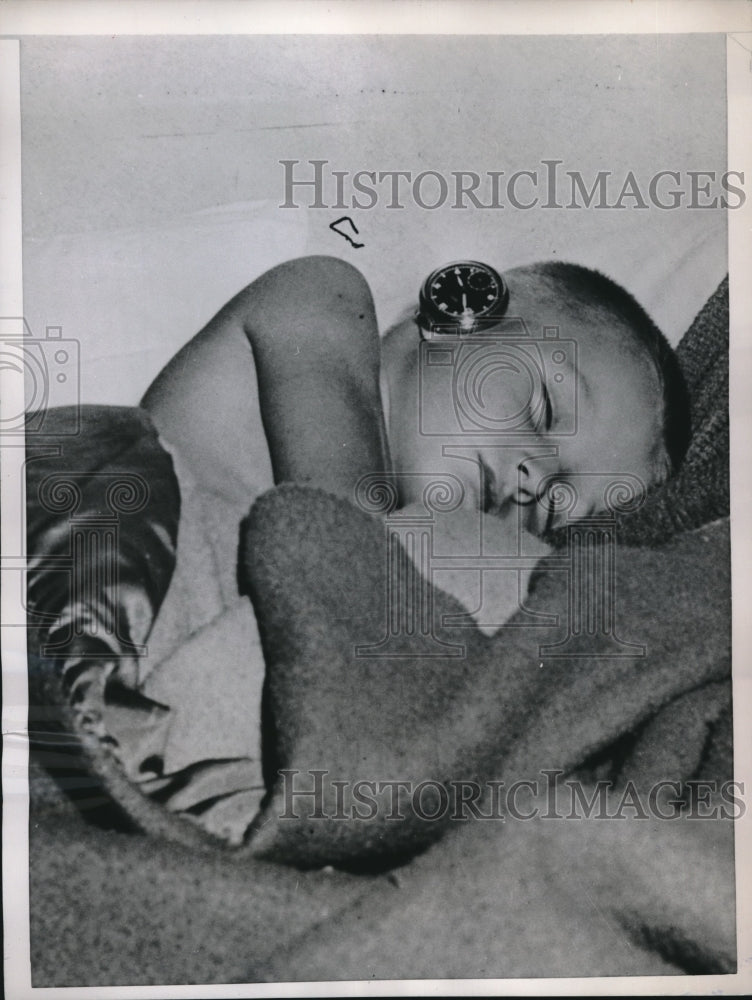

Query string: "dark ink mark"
[330, 216, 364, 249]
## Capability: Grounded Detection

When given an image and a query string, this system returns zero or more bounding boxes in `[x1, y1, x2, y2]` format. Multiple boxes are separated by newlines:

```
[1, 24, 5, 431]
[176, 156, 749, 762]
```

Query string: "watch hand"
[462, 292, 468, 310]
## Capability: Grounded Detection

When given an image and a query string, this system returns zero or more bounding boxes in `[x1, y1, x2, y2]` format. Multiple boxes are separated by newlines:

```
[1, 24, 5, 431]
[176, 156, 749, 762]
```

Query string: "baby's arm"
[236, 256, 390, 491]
[142, 256, 389, 504]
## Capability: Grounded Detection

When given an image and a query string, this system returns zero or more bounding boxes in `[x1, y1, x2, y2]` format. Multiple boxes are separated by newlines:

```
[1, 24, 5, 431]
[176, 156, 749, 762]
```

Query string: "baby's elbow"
[245, 255, 370, 311]
[284, 254, 368, 287]
[235, 255, 377, 356]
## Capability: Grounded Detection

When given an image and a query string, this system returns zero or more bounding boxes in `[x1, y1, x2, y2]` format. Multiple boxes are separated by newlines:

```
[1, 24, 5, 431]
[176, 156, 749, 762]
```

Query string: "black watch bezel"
[416, 260, 510, 336]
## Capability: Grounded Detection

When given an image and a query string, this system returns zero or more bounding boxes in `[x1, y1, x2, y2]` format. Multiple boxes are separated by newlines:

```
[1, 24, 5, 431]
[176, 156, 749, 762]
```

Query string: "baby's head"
[381, 260, 691, 534]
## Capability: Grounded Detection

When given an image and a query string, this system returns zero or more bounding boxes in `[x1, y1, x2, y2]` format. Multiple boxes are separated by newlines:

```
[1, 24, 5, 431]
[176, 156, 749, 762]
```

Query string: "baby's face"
[381, 279, 665, 534]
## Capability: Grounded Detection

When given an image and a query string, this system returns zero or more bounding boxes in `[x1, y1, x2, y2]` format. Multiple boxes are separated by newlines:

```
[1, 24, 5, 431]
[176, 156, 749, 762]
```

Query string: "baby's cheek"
[389, 504, 552, 635]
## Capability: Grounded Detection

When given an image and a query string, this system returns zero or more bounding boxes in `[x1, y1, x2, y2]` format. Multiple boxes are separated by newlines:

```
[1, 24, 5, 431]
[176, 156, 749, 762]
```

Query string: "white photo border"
[2, 2, 751, 997]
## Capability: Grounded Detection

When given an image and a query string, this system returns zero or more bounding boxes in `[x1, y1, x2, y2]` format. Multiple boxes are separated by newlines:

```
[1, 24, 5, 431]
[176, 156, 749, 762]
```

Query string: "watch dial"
[428, 263, 502, 320]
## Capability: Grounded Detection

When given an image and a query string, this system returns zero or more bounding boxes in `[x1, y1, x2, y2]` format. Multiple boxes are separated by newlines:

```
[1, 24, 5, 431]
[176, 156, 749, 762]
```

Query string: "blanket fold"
[240, 487, 730, 868]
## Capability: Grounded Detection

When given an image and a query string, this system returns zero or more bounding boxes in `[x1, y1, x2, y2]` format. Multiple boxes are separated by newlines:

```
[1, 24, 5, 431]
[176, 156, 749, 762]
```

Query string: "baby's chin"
[389, 501, 553, 636]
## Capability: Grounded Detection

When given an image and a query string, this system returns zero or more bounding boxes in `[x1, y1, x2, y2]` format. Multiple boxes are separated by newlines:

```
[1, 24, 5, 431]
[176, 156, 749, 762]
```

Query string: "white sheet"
[20, 34, 728, 406]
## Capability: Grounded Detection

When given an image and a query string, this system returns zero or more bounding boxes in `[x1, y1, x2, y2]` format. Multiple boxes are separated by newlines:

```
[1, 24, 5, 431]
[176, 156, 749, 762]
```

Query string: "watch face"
[422, 261, 507, 331]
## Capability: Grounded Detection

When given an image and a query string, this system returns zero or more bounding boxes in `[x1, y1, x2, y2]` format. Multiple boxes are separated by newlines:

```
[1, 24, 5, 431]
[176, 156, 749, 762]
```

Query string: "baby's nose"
[486, 449, 557, 527]
[494, 450, 535, 501]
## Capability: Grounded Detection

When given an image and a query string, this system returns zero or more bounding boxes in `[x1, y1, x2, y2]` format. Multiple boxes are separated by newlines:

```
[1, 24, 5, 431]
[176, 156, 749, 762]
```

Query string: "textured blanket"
[26, 277, 733, 983]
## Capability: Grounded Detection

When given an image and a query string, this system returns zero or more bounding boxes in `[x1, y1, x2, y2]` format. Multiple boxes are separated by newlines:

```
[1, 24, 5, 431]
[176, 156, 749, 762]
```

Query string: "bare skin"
[142, 255, 390, 522]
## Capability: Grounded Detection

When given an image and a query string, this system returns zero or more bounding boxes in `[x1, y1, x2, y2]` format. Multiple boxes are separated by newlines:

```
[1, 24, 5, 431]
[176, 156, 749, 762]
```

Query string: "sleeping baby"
[33, 255, 691, 843]
[142, 253, 688, 606]
[140, 253, 688, 639]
